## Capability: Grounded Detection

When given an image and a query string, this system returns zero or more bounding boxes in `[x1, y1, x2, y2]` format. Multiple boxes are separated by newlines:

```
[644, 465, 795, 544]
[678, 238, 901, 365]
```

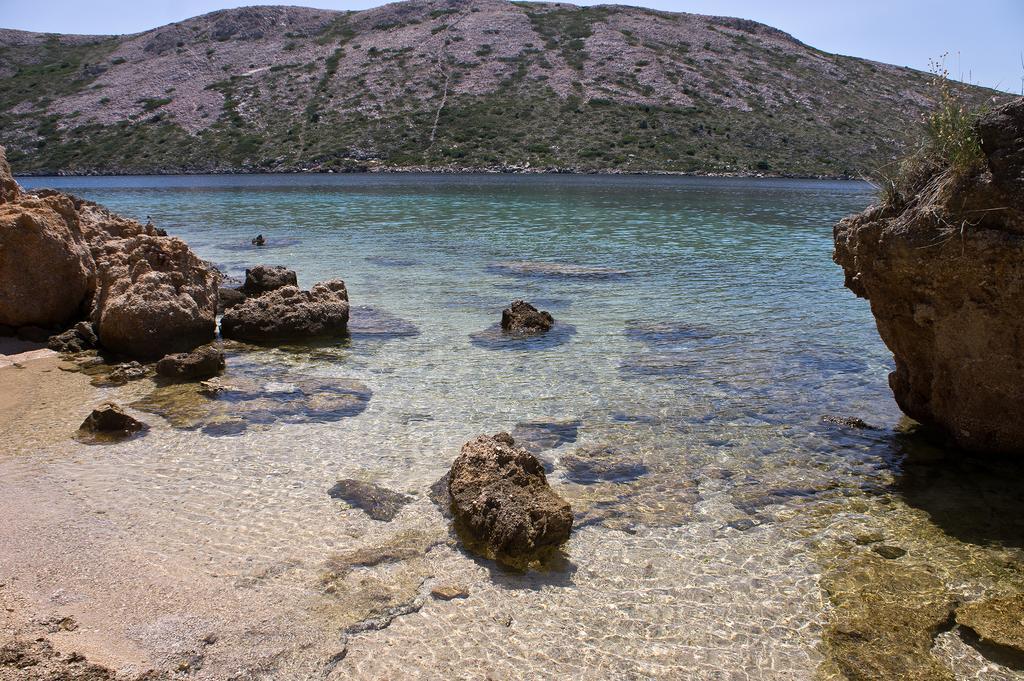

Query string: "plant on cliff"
[877, 56, 987, 208]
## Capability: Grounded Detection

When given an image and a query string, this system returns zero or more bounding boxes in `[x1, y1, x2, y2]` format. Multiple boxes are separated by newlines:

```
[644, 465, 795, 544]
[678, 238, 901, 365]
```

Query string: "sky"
[1, 0, 1021, 93]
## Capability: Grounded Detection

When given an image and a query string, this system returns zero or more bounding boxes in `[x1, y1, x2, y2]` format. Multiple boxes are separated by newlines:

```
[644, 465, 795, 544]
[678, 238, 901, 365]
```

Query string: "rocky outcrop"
[956, 593, 1024, 655]
[155, 344, 225, 380]
[0, 146, 218, 358]
[220, 279, 349, 342]
[86, 210, 218, 358]
[0, 165, 95, 327]
[833, 98, 1024, 454]
[447, 432, 572, 561]
[501, 300, 554, 335]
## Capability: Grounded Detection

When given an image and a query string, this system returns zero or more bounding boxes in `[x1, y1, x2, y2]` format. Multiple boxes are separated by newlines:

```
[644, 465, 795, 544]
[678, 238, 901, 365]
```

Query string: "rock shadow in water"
[894, 430, 1024, 549]
[328, 479, 414, 521]
[469, 322, 576, 351]
[347, 305, 420, 341]
[365, 255, 421, 268]
[511, 418, 581, 456]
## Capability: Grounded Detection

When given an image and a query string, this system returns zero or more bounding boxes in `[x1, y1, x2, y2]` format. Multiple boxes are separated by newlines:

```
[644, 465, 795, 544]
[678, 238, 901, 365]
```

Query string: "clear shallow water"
[10, 174, 1020, 679]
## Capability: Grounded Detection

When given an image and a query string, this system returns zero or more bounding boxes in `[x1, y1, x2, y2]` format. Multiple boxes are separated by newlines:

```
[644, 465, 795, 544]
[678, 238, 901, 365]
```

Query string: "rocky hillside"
[0, 0, 1004, 175]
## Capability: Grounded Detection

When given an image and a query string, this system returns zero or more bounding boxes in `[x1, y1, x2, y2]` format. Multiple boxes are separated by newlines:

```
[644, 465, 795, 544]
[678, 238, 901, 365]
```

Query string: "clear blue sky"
[1, 0, 1021, 93]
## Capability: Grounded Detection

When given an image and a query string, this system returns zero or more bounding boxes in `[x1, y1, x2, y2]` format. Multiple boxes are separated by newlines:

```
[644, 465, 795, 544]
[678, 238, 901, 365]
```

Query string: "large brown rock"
[447, 432, 572, 560]
[834, 98, 1024, 454]
[0, 188, 96, 328]
[220, 279, 349, 342]
[88, 228, 218, 358]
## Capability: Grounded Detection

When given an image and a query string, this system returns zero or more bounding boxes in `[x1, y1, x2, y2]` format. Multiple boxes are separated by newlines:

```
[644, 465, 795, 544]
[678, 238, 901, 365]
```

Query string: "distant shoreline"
[12, 166, 861, 181]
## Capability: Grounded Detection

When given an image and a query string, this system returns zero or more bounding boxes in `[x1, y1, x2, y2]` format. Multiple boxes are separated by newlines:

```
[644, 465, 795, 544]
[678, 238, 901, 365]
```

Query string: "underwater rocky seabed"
[2, 174, 1024, 680]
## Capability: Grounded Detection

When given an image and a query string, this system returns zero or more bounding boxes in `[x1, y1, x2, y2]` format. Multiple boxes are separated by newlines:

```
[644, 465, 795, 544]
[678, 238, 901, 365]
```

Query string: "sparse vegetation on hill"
[0, 0, 1005, 175]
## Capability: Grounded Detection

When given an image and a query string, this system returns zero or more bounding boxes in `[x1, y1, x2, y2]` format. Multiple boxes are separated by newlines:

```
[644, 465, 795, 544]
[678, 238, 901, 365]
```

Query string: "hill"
[0, 0, 1004, 176]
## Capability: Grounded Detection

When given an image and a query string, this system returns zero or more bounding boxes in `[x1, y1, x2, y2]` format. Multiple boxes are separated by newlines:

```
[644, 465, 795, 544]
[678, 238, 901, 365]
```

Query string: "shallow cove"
[5, 173, 1023, 679]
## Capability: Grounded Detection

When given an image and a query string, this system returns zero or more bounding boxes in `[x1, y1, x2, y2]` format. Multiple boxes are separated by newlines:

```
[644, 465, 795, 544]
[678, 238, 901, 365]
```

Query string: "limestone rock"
[88, 229, 219, 358]
[155, 344, 225, 380]
[447, 432, 572, 561]
[833, 97, 1024, 454]
[220, 279, 349, 342]
[0, 191, 95, 328]
[0, 145, 19, 203]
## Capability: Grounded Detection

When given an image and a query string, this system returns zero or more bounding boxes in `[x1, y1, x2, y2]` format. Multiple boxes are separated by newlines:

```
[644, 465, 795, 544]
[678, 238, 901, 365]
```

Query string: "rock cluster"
[220, 279, 350, 342]
[447, 432, 572, 561]
[0, 145, 218, 358]
[834, 98, 1024, 454]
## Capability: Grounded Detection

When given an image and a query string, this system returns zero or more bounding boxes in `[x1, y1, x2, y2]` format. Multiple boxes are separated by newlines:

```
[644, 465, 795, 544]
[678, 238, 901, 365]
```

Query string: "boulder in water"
[220, 279, 349, 342]
[76, 402, 148, 443]
[501, 300, 554, 335]
[447, 432, 572, 561]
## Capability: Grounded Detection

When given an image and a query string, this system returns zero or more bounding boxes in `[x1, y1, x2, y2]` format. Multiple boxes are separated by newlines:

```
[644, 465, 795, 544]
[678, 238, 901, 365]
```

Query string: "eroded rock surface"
[0, 156, 95, 327]
[447, 432, 572, 562]
[220, 279, 349, 342]
[833, 98, 1024, 454]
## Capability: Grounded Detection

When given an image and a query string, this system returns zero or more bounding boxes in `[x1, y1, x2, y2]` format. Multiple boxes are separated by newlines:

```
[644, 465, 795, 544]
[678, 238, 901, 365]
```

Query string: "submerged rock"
[346, 305, 420, 340]
[469, 321, 576, 351]
[511, 418, 581, 454]
[820, 554, 956, 680]
[328, 479, 414, 521]
[488, 261, 629, 280]
[956, 593, 1024, 655]
[501, 300, 554, 335]
[156, 344, 226, 380]
[447, 432, 572, 561]
[239, 264, 297, 296]
[561, 444, 648, 484]
[833, 98, 1024, 454]
[133, 370, 370, 435]
[76, 402, 148, 443]
[220, 279, 349, 342]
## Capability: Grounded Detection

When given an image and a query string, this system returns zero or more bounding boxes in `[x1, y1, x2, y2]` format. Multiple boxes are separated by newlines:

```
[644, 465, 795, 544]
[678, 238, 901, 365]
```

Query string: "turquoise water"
[19, 174, 1004, 678]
